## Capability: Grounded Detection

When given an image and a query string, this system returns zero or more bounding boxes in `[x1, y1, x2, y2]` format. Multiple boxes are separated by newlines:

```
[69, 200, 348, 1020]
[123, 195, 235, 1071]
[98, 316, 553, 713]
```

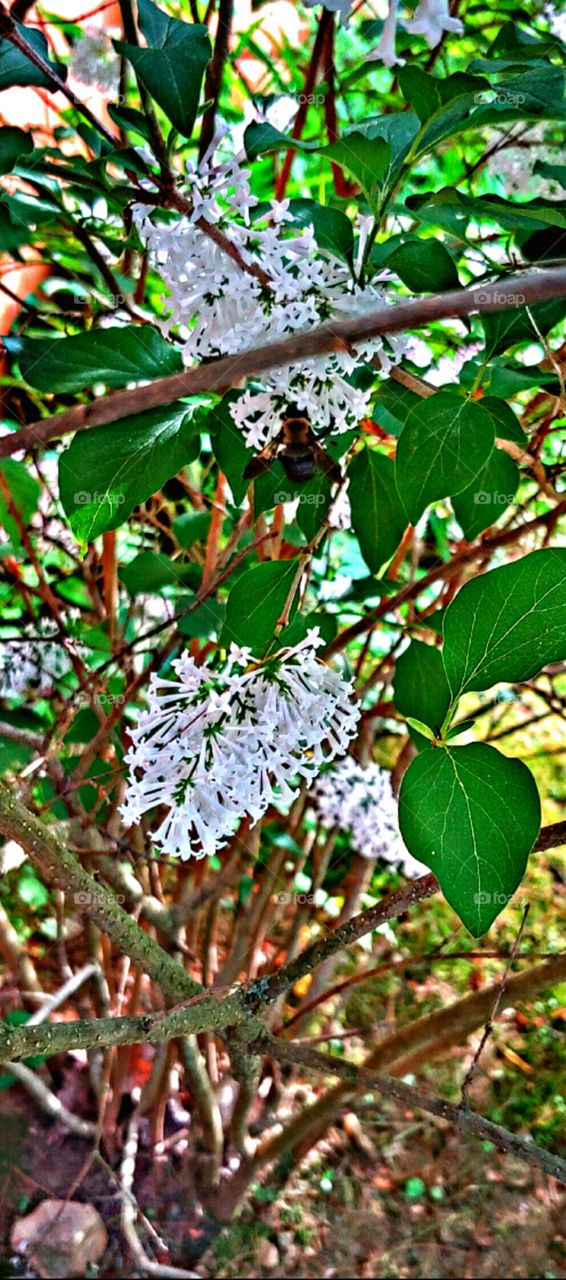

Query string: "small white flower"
[366, 0, 405, 67]
[404, 0, 463, 49]
[120, 631, 360, 860]
[0, 624, 75, 699]
[69, 28, 121, 94]
[314, 757, 427, 878]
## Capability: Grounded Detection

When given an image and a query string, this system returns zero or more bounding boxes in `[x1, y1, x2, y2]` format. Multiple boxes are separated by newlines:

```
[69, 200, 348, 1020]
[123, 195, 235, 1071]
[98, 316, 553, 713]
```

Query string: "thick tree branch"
[3, 267, 566, 459]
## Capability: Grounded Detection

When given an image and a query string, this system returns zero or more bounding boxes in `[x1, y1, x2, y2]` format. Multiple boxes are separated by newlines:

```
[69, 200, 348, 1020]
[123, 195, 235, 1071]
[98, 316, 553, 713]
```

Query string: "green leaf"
[0, 127, 33, 174]
[221, 560, 298, 655]
[451, 447, 520, 540]
[0, 460, 40, 546]
[482, 297, 565, 358]
[208, 396, 254, 507]
[395, 392, 495, 524]
[325, 133, 392, 212]
[480, 396, 526, 444]
[296, 472, 333, 542]
[288, 199, 354, 263]
[348, 448, 407, 575]
[114, 0, 211, 138]
[405, 718, 436, 742]
[172, 510, 212, 548]
[244, 113, 418, 208]
[394, 641, 451, 734]
[401, 65, 566, 161]
[398, 743, 541, 934]
[0, 25, 65, 90]
[387, 239, 460, 292]
[59, 403, 199, 540]
[120, 551, 201, 596]
[442, 549, 566, 699]
[19, 325, 182, 393]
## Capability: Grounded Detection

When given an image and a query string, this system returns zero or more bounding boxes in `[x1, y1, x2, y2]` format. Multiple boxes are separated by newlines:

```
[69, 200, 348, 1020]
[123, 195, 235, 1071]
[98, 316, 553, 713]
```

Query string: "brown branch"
[261, 1033, 566, 1185]
[3, 267, 566, 459]
[199, 0, 233, 160]
[325, 500, 566, 655]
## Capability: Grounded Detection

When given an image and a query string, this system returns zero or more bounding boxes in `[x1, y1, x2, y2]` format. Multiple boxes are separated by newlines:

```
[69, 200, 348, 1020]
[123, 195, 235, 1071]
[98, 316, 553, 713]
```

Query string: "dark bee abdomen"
[280, 447, 316, 483]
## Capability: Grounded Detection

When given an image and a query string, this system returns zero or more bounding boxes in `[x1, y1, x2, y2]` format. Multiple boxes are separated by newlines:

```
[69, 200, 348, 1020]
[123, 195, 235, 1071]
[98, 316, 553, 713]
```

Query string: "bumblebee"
[244, 408, 342, 486]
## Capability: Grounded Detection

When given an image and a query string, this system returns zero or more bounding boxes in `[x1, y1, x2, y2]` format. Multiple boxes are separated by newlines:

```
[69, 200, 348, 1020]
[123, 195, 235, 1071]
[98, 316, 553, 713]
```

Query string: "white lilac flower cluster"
[0, 628, 72, 699]
[68, 28, 121, 94]
[120, 629, 360, 860]
[134, 143, 405, 450]
[314, 756, 427, 878]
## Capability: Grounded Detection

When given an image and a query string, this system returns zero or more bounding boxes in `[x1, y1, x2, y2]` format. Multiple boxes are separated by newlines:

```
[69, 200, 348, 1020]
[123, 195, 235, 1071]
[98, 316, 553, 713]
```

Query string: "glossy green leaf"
[388, 239, 460, 292]
[451, 447, 520, 540]
[442, 549, 566, 698]
[59, 403, 199, 540]
[114, 0, 211, 138]
[325, 133, 392, 212]
[19, 325, 182, 393]
[482, 298, 565, 358]
[395, 392, 495, 524]
[393, 641, 451, 734]
[349, 448, 407, 574]
[398, 743, 541, 934]
[221, 560, 298, 655]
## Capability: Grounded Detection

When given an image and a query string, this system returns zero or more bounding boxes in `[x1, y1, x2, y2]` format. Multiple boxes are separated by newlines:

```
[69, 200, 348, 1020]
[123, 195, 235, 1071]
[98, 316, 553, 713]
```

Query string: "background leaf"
[442, 549, 566, 698]
[393, 641, 451, 734]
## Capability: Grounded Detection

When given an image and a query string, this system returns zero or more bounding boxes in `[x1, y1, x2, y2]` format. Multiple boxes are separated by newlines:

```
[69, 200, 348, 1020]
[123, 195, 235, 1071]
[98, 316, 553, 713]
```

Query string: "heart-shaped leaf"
[398, 743, 540, 934]
[115, 0, 211, 138]
[394, 641, 451, 734]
